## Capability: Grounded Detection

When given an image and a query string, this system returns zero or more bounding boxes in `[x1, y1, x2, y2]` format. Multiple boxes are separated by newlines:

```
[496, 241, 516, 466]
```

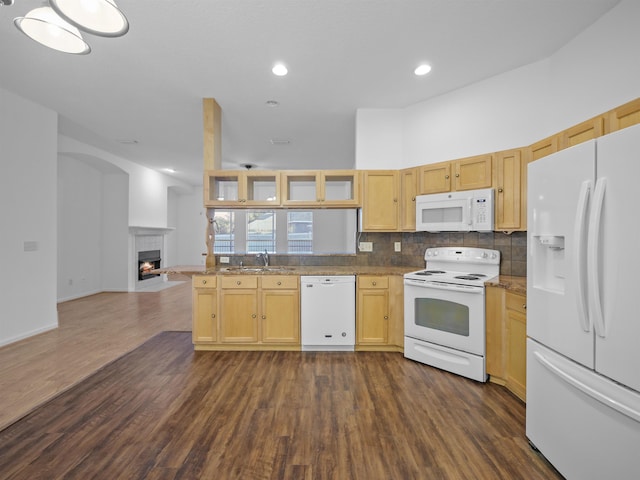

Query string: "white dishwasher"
[300, 275, 356, 351]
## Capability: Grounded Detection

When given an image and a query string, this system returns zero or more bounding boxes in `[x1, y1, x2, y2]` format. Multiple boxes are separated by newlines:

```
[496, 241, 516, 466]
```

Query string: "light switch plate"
[220, 256, 230, 264]
[394, 242, 401, 252]
[359, 241, 373, 252]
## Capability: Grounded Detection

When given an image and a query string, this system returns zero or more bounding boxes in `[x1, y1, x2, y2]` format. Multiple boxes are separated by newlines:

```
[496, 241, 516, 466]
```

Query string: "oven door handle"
[404, 279, 484, 294]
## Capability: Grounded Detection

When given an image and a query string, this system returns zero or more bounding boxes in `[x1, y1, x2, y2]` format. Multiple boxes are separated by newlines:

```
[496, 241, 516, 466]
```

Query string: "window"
[212, 209, 356, 255]
[287, 211, 313, 253]
[247, 211, 276, 253]
[213, 211, 234, 253]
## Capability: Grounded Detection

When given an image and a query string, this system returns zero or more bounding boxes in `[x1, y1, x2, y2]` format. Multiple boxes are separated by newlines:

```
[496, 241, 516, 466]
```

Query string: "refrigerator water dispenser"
[531, 235, 565, 293]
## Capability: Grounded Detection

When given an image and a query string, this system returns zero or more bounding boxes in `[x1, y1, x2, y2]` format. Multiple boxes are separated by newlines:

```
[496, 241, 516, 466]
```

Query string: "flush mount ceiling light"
[414, 63, 432, 76]
[265, 100, 280, 107]
[272, 63, 288, 76]
[13, 6, 90, 55]
[49, 0, 129, 37]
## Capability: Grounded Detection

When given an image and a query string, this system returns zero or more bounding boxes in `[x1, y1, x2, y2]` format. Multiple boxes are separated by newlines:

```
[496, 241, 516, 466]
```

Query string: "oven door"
[404, 279, 485, 355]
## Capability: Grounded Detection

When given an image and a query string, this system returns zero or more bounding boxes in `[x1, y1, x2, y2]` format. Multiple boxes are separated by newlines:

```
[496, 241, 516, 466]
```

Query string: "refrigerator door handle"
[534, 350, 640, 423]
[587, 177, 607, 338]
[573, 180, 592, 332]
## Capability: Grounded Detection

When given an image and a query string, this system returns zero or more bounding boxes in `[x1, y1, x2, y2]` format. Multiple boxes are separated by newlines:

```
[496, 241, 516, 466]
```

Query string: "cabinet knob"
[252, 314, 257, 318]
[393, 198, 398, 202]
[372, 282, 377, 286]
[445, 175, 450, 179]
[455, 173, 460, 177]
[261, 315, 266, 319]
[236, 281, 241, 285]
[202, 280, 207, 285]
[277, 281, 282, 285]
[384, 316, 389, 320]
[498, 188, 504, 193]
[523, 304, 527, 310]
[412, 196, 416, 201]
[211, 314, 216, 319]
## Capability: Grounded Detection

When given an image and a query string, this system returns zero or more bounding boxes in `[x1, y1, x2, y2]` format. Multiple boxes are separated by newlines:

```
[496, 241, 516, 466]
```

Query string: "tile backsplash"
[219, 231, 527, 277]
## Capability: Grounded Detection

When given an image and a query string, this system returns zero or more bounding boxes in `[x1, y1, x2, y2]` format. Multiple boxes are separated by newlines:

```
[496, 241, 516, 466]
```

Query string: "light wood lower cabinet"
[192, 275, 218, 343]
[260, 276, 300, 344]
[193, 275, 300, 350]
[485, 286, 527, 402]
[356, 275, 403, 351]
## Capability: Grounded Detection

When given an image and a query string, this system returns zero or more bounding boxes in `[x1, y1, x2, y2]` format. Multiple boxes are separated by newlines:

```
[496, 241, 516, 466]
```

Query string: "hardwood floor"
[0, 280, 192, 430]
[0, 281, 561, 479]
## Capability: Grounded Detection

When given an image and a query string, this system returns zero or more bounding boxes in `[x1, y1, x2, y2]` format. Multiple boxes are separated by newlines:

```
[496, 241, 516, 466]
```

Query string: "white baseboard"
[0, 323, 58, 348]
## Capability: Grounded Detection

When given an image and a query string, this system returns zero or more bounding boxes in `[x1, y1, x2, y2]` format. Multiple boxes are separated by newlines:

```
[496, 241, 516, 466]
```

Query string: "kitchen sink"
[220, 266, 295, 273]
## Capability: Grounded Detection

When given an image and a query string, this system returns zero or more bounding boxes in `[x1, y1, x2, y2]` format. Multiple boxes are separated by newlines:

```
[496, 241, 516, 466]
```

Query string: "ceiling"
[0, 0, 620, 186]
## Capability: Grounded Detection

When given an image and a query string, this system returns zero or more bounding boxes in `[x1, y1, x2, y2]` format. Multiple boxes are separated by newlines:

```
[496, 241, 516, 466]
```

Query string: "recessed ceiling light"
[270, 139, 290, 145]
[265, 100, 279, 107]
[272, 63, 288, 76]
[414, 64, 432, 76]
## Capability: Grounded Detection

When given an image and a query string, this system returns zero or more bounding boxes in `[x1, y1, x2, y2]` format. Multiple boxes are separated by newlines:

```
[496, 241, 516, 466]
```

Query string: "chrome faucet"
[257, 249, 269, 267]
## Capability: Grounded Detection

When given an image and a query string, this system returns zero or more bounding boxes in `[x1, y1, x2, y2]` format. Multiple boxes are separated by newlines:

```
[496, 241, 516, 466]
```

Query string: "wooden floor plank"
[0, 283, 562, 479]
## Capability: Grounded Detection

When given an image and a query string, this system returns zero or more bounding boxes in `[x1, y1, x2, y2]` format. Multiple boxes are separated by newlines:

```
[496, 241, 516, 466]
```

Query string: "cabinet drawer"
[358, 276, 389, 289]
[505, 291, 527, 315]
[261, 276, 298, 290]
[193, 275, 216, 288]
[220, 276, 258, 289]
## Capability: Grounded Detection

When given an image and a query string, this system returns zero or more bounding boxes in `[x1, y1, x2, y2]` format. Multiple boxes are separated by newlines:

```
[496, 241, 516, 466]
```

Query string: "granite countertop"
[154, 265, 416, 277]
[486, 275, 527, 295]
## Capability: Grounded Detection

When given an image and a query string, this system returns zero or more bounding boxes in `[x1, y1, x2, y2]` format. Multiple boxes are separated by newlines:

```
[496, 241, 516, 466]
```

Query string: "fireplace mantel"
[129, 226, 175, 236]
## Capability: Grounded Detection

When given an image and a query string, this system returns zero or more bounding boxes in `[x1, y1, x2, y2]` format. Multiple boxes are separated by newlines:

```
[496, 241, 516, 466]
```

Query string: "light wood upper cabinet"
[281, 170, 359, 207]
[400, 167, 418, 231]
[454, 154, 493, 191]
[607, 97, 640, 133]
[528, 134, 560, 162]
[418, 161, 451, 194]
[361, 170, 400, 231]
[494, 149, 526, 231]
[418, 155, 492, 195]
[559, 116, 605, 149]
[204, 171, 281, 207]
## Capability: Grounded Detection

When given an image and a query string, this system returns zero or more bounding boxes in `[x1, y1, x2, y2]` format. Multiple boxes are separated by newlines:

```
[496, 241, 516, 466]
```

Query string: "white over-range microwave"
[415, 188, 494, 232]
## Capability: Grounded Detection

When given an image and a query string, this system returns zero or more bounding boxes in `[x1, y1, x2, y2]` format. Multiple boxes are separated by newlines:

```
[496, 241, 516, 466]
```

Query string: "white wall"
[57, 135, 192, 228]
[356, 0, 640, 169]
[57, 156, 103, 301]
[0, 88, 58, 347]
[174, 188, 207, 266]
[101, 173, 129, 292]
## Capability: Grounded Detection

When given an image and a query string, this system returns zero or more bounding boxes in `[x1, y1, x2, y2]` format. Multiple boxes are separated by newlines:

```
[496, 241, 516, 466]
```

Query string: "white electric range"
[404, 247, 500, 382]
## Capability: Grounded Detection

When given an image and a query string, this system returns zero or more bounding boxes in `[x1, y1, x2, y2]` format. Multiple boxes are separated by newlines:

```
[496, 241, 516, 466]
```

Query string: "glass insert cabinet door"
[414, 297, 470, 336]
[204, 171, 280, 206]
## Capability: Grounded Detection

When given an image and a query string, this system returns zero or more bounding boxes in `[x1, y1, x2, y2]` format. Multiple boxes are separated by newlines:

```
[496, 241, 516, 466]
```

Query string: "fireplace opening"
[138, 250, 161, 281]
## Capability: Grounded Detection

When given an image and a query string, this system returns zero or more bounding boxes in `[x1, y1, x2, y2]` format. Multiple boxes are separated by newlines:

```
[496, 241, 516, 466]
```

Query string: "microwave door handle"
[466, 198, 472, 225]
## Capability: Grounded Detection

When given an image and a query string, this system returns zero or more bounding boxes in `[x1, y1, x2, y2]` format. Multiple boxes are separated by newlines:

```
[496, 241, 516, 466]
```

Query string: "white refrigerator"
[527, 123, 640, 479]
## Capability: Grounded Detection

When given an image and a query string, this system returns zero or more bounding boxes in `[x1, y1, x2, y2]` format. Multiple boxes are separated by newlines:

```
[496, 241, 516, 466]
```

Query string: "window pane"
[247, 211, 275, 253]
[288, 211, 312, 253]
[213, 210, 234, 253]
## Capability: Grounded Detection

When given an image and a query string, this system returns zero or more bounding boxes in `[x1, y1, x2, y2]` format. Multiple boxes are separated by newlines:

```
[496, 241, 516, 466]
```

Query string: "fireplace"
[138, 250, 161, 281]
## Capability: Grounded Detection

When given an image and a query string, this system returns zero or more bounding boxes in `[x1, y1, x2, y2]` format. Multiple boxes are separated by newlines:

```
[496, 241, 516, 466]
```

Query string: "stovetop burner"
[414, 270, 446, 276]
[454, 275, 484, 280]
